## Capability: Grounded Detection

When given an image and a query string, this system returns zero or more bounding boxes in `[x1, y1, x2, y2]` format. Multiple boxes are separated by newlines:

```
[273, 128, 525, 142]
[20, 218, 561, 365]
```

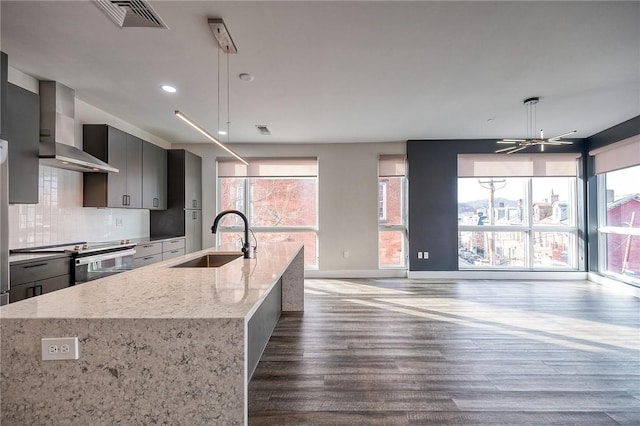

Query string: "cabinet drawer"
[9, 274, 71, 303]
[135, 242, 162, 258]
[10, 257, 72, 286]
[162, 248, 185, 261]
[134, 253, 163, 268]
[162, 238, 185, 252]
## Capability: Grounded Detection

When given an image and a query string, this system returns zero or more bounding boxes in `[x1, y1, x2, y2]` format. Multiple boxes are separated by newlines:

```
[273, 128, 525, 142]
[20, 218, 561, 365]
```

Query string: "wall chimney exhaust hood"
[39, 81, 118, 173]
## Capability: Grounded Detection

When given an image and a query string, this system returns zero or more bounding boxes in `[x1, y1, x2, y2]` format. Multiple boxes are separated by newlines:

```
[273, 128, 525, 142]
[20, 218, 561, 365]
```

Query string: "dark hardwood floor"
[248, 279, 640, 425]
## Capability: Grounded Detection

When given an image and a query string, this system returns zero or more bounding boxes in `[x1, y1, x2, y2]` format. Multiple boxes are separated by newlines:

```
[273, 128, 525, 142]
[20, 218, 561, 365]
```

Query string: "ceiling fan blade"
[497, 141, 518, 144]
[500, 139, 527, 142]
[495, 146, 520, 153]
[548, 130, 577, 140]
[506, 145, 529, 154]
[542, 140, 574, 145]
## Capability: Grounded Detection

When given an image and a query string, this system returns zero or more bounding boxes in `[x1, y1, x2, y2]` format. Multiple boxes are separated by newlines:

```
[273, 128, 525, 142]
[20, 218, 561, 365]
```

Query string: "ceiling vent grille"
[93, 0, 168, 29]
[255, 125, 271, 136]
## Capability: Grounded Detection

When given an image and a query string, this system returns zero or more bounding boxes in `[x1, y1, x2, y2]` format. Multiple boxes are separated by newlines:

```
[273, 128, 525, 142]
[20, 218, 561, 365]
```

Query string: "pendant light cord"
[217, 47, 220, 135]
[227, 46, 231, 144]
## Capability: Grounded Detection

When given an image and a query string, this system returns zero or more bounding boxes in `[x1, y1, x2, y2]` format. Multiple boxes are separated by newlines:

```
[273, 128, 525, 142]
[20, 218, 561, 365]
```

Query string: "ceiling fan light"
[495, 98, 576, 154]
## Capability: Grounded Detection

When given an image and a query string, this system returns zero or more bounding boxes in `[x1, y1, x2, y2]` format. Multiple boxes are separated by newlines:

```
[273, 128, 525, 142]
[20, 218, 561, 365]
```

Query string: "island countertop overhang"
[0, 242, 304, 320]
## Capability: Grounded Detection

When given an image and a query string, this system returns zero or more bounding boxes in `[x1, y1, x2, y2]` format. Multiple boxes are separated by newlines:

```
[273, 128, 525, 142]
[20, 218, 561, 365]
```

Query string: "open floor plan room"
[249, 279, 640, 425]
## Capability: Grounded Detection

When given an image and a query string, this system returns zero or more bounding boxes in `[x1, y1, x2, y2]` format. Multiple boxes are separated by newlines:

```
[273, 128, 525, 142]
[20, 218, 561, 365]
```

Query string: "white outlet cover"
[42, 337, 80, 361]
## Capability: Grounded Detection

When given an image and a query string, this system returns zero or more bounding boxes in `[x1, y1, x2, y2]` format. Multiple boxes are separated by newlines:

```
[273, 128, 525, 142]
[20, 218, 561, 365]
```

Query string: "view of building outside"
[599, 165, 640, 285]
[218, 177, 318, 267]
[378, 176, 405, 267]
[378, 156, 407, 268]
[458, 177, 577, 269]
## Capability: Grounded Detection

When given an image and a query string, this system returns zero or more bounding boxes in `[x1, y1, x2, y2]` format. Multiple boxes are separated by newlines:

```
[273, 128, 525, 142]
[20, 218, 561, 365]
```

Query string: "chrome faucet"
[211, 210, 254, 259]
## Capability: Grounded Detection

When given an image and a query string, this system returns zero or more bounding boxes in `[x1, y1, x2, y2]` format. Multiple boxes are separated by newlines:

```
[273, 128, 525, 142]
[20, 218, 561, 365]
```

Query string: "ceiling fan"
[496, 97, 577, 154]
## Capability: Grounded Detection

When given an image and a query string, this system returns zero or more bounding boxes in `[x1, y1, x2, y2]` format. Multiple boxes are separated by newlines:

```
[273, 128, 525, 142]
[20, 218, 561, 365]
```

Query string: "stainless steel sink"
[171, 253, 243, 268]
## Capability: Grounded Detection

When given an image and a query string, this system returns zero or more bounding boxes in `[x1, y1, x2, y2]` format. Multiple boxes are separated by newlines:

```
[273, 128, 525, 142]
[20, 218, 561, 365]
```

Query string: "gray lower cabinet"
[132, 238, 186, 268]
[133, 241, 163, 268]
[9, 257, 72, 303]
[142, 141, 167, 210]
[83, 125, 143, 208]
[162, 238, 185, 260]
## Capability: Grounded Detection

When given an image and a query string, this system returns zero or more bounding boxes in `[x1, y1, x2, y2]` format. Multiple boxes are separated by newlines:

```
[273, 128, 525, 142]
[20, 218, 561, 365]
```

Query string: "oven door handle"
[75, 249, 137, 265]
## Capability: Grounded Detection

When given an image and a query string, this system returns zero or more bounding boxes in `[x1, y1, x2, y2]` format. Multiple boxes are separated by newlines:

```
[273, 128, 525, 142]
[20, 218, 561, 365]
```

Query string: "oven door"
[74, 248, 136, 284]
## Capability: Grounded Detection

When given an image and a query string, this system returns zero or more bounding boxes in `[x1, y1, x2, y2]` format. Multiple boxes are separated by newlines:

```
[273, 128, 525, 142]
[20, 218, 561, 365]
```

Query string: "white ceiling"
[1, 1, 639, 145]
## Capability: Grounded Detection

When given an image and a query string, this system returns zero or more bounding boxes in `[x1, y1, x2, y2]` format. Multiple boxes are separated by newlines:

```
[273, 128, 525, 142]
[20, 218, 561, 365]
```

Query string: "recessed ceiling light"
[161, 85, 177, 93]
[218, 130, 227, 135]
[239, 73, 254, 82]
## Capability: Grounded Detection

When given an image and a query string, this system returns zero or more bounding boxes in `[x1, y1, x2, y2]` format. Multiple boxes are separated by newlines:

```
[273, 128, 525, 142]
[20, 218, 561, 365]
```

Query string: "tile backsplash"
[9, 165, 149, 248]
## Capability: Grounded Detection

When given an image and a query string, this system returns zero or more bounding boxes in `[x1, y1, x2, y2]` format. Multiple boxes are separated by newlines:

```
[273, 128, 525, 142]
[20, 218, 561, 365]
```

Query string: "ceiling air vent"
[255, 125, 271, 136]
[93, 0, 168, 29]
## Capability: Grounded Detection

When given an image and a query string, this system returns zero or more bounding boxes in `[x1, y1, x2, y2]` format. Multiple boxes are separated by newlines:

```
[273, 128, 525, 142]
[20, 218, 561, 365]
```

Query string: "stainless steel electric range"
[11, 241, 136, 284]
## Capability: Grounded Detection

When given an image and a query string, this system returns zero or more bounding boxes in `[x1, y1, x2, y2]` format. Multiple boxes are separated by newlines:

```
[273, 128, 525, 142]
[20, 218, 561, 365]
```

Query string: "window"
[378, 155, 407, 268]
[217, 158, 318, 268]
[378, 181, 388, 221]
[593, 136, 640, 286]
[457, 154, 579, 270]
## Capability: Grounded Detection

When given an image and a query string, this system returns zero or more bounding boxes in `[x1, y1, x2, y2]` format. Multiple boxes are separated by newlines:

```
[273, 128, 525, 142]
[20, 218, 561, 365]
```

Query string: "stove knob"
[83, 244, 89, 250]
[74, 245, 80, 251]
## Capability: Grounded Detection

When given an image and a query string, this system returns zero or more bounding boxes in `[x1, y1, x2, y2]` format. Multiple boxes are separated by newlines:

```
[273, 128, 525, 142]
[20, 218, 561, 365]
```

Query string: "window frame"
[216, 159, 319, 269]
[378, 156, 408, 269]
[456, 157, 580, 271]
[596, 165, 640, 286]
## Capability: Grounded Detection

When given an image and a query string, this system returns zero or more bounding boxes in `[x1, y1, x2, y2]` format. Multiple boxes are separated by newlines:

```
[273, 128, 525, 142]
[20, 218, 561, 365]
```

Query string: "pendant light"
[174, 18, 248, 165]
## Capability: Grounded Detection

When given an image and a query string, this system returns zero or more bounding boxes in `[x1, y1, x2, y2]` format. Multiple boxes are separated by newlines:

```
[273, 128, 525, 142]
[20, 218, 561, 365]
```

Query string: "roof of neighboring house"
[608, 194, 640, 210]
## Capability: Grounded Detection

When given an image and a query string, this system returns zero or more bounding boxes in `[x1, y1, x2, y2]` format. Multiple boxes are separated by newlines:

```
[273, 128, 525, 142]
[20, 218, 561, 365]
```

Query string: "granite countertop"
[0, 242, 303, 320]
[9, 252, 72, 265]
[130, 236, 186, 244]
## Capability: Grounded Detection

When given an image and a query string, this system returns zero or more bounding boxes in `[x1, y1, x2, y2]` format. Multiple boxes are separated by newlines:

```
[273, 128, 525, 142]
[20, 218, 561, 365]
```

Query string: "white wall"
[172, 141, 406, 275]
[7, 68, 171, 248]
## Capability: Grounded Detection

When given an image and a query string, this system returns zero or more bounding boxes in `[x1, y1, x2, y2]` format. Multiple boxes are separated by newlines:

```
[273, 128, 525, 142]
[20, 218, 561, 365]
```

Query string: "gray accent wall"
[407, 139, 585, 272]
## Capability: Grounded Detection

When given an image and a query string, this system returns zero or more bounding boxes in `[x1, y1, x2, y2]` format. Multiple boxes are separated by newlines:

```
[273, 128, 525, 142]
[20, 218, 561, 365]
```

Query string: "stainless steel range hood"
[39, 81, 118, 173]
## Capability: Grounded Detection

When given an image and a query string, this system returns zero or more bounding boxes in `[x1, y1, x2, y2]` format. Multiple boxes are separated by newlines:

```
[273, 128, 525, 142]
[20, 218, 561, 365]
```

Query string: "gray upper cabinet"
[83, 124, 142, 208]
[184, 150, 202, 209]
[142, 141, 167, 210]
[150, 149, 202, 253]
[6, 83, 39, 204]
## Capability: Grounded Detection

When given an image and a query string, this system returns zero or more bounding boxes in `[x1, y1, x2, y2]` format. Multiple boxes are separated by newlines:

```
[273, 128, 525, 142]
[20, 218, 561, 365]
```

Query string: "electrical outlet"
[417, 252, 423, 259]
[424, 252, 429, 259]
[42, 337, 80, 361]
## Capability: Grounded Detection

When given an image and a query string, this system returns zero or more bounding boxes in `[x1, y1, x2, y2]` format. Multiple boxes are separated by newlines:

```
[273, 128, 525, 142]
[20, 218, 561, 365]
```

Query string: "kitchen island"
[0, 242, 304, 425]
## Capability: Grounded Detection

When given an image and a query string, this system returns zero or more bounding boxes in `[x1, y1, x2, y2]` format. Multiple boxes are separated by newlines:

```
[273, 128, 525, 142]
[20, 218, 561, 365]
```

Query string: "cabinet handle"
[27, 286, 35, 298]
[143, 256, 154, 260]
[34, 285, 43, 296]
[127, 195, 131, 206]
[153, 198, 159, 208]
[122, 195, 127, 206]
[22, 263, 47, 269]
[192, 200, 197, 208]
[192, 211, 197, 219]
[170, 250, 180, 254]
